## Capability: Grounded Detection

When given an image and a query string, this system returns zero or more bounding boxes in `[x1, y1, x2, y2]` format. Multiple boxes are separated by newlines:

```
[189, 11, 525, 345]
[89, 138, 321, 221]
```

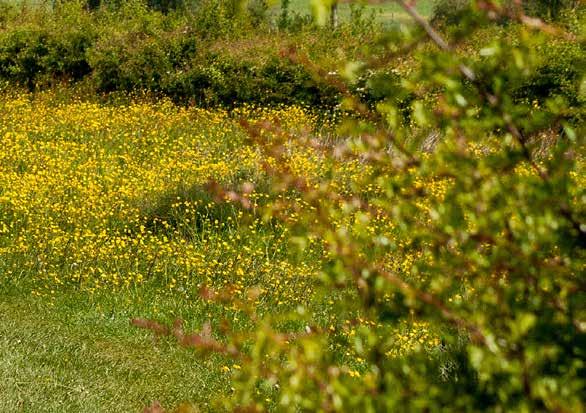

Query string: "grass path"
[0, 289, 227, 412]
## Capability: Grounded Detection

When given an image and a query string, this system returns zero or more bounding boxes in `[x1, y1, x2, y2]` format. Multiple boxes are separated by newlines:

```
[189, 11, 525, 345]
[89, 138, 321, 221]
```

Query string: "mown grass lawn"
[0, 286, 230, 412]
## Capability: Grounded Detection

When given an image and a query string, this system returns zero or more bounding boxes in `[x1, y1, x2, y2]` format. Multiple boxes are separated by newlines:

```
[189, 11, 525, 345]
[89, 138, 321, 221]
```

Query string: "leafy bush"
[0, 0, 347, 107]
[84, 0, 193, 13]
[146, 0, 188, 13]
[188, 0, 243, 39]
[135, 2, 585, 411]
[523, 0, 573, 20]
[432, 0, 576, 25]
[430, 0, 471, 26]
[87, 18, 185, 92]
[0, 2, 96, 88]
[162, 54, 340, 107]
[513, 37, 584, 109]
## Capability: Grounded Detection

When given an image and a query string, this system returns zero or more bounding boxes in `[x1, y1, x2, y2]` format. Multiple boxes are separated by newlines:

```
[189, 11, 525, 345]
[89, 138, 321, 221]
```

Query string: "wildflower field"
[0, 93, 436, 410]
[0, 95, 315, 296]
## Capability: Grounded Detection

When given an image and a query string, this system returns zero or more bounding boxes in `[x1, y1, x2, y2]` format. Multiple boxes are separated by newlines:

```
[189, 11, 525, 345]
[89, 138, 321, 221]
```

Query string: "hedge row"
[0, 1, 582, 112]
[0, 1, 341, 107]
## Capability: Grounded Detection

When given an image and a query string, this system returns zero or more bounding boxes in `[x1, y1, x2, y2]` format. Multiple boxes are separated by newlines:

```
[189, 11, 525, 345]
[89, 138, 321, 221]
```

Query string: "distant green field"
[1, 0, 49, 7]
[281, 0, 435, 22]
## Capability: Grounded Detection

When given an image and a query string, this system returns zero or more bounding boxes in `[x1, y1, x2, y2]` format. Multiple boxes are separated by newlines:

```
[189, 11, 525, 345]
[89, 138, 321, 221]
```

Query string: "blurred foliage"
[132, 1, 584, 411]
[432, 0, 578, 25]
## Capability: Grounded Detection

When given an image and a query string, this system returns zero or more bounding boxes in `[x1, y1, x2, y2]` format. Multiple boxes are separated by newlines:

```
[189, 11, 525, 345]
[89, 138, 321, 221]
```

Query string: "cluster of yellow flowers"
[0, 96, 314, 308]
[0, 93, 447, 366]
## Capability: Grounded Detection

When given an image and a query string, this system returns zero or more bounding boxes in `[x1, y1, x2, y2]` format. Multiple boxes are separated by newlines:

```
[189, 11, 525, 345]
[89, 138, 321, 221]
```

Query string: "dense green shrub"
[163, 55, 339, 107]
[0, 0, 348, 107]
[430, 0, 471, 26]
[513, 38, 584, 107]
[146, 0, 187, 13]
[0, 3, 96, 88]
[0, 25, 48, 88]
[84, 0, 193, 13]
[86, 11, 195, 93]
[432, 0, 577, 25]
[187, 0, 243, 39]
[523, 0, 573, 20]
[247, 0, 269, 26]
[0, 0, 579, 113]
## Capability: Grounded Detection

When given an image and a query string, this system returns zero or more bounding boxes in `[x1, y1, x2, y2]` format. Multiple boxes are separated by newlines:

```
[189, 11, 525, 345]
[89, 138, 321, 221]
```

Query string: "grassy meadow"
[0, 97, 309, 410]
[0, 95, 441, 411]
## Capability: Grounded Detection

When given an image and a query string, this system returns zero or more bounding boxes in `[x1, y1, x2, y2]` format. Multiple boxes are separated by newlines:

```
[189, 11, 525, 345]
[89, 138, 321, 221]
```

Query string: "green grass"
[1, 0, 49, 8]
[281, 0, 435, 23]
[0, 286, 230, 412]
